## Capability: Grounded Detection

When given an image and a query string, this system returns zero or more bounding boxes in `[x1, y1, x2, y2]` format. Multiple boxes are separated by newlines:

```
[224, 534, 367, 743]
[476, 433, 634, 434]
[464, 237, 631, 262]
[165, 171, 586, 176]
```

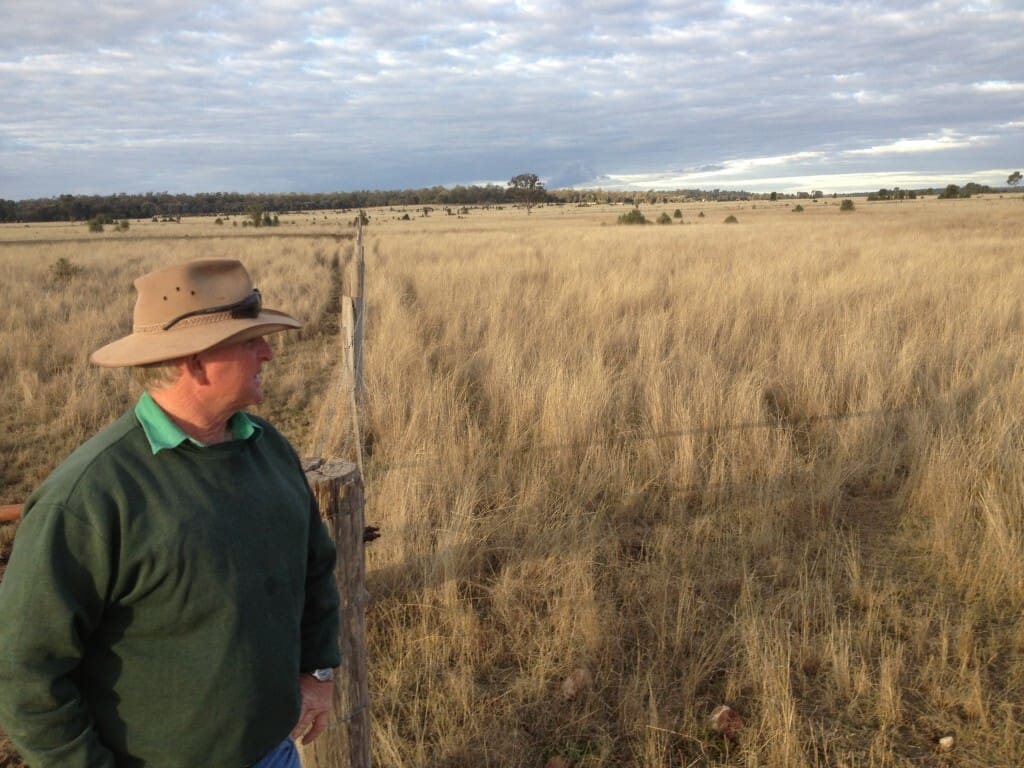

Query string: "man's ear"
[184, 354, 209, 384]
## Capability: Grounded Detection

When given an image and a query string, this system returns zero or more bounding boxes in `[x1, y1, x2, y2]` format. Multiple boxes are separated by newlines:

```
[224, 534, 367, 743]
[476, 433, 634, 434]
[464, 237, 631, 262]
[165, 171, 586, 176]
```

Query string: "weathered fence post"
[299, 458, 371, 768]
[344, 219, 366, 400]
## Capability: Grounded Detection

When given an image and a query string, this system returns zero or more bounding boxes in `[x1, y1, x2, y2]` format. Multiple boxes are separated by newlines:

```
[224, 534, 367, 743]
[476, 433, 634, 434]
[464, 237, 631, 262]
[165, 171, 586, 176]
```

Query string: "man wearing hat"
[0, 259, 340, 768]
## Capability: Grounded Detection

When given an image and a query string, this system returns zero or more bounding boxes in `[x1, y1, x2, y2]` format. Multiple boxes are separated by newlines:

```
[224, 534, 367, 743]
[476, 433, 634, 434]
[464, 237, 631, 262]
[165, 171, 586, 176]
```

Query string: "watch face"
[311, 668, 334, 682]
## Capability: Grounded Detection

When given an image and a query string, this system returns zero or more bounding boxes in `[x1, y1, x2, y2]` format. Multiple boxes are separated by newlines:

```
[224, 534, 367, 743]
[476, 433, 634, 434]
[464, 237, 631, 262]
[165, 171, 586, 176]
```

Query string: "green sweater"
[0, 407, 340, 767]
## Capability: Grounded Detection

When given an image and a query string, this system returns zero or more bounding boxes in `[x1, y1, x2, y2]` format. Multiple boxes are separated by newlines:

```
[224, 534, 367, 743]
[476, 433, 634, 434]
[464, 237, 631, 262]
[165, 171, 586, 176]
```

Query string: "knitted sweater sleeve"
[298, 489, 342, 671]
[0, 502, 118, 768]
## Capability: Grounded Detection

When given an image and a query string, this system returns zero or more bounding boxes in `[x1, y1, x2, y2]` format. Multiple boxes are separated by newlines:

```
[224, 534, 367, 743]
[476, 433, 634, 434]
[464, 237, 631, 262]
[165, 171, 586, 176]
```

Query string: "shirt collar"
[135, 391, 261, 454]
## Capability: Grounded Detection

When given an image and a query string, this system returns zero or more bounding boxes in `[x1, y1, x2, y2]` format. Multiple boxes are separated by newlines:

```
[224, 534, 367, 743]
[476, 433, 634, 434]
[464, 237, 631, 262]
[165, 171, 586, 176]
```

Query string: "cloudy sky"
[2, 0, 1021, 199]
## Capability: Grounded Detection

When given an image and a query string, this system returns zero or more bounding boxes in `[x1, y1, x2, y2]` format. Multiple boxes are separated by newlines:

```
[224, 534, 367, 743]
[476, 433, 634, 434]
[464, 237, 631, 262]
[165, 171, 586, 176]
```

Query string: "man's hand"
[290, 675, 334, 744]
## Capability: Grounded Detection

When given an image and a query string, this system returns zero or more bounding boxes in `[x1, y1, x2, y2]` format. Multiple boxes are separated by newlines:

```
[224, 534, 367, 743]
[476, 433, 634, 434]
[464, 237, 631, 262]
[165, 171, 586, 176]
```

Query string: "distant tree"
[793, 204, 804, 213]
[618, 208, 648, 225]
[507, 173, 545, 214]
[840, 199, 855, 211]
[724, 215, 739, 223]
[1009, 171, 1022, 187]
[770, 191, 778, 201]
[657, 212, 672, 224]
[673, 209, 683, 219]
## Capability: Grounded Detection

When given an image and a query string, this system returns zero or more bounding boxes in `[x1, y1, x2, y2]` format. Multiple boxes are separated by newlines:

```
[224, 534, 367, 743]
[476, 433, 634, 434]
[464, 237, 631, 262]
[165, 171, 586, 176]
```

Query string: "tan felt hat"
[90, 258, 302, 367]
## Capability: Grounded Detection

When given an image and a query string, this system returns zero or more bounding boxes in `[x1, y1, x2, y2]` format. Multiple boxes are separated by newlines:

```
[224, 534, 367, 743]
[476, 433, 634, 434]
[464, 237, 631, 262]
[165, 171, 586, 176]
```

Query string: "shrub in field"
[49, 257, 83, 282]
[618, 208, 648, 225]
[87, 217, 105, 233]
[657, 212, 672, 225]
[793, 205, 804, 213]
[724, 214, 738, 223]
[840, 199, 855, 212]
[673, 209, 683, 219]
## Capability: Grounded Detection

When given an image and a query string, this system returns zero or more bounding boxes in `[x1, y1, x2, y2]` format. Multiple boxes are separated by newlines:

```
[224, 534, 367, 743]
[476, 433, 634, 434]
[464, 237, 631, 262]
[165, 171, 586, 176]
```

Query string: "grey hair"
[132, 359, 185, 391]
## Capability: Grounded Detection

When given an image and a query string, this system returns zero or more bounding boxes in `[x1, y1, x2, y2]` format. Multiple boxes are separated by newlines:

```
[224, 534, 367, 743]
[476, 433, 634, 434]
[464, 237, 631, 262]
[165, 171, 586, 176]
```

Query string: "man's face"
[197, 336, 274, 413]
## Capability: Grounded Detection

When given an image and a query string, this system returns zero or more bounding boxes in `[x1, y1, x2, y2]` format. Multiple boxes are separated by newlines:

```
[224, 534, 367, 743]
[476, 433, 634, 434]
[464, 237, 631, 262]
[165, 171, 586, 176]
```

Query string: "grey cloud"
[546, 160, 599, 188]
[1, 0, 1022, 198]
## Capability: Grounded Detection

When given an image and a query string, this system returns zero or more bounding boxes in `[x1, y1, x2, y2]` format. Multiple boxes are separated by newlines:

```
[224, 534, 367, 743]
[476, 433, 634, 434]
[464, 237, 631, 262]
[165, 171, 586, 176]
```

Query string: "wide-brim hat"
[90, 258, 302, 367]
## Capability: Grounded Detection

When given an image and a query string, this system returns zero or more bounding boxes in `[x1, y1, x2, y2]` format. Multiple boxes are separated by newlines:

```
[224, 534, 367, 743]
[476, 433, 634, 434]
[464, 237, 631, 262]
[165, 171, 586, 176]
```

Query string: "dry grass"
[2, 195, 1024, 766]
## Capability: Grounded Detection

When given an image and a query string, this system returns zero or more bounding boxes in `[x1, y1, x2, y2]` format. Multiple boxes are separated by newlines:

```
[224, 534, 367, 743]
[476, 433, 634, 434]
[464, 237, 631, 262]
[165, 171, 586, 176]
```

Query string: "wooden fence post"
[344, 218, 366, 400]
[300, 458, 371, 768]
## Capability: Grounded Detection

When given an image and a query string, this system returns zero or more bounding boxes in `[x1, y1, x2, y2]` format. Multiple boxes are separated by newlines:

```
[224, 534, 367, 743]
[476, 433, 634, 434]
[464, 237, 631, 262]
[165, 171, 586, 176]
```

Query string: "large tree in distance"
[507, 173, 545, 214]
[1008, 171, 1022, 187]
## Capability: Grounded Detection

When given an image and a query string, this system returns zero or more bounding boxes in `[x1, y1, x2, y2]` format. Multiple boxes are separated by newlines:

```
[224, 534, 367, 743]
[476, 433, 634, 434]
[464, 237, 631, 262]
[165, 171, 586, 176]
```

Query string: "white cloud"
[844, 132, 979, 156]
[974, 80, 1024, 92]
[1, 0, 1022, 198]
[592, 167, 1014, 195]
[830, 90, 901, 105]
[726, 0, 771, 18]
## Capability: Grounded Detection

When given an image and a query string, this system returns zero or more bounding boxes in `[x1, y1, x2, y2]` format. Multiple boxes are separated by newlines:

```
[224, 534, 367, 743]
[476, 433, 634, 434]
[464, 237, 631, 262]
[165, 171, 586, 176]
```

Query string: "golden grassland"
[2, 195, 1024, 766]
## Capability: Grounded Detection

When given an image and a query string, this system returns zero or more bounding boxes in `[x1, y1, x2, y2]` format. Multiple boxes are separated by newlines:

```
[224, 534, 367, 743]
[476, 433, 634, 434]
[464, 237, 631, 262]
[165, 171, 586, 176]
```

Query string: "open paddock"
[2, 195, 1023, 766]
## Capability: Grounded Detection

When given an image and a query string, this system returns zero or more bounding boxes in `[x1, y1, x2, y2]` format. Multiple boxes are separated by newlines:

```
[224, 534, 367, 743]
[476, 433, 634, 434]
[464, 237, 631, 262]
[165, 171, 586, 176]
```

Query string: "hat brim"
[89, 308, 302, 367]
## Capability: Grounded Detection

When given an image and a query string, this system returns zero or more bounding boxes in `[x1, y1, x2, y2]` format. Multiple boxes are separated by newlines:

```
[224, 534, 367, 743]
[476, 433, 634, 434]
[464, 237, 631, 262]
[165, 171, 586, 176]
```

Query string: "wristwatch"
[308, 668, 335, 682]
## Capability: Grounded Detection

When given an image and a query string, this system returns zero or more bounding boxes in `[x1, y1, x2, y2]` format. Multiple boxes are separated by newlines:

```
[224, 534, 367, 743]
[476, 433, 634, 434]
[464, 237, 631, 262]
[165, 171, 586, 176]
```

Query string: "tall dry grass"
[349, 198, 1024, 766]
[2, 197, 1023, 766]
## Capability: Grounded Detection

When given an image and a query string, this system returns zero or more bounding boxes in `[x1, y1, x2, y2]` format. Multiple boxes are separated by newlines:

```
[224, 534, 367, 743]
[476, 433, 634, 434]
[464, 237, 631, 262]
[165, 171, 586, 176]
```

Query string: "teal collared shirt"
[134, 392, 261, 454]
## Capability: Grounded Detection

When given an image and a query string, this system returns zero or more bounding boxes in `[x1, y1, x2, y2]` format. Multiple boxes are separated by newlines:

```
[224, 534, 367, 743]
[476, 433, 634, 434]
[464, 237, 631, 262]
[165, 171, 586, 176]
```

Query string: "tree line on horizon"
[0, 178, 1014, 224]
[0, 185, 755, 224]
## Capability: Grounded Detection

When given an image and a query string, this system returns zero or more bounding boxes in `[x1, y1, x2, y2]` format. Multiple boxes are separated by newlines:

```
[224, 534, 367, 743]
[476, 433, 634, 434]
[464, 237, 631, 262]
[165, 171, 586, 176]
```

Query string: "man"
[0, 258, 340, 767]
